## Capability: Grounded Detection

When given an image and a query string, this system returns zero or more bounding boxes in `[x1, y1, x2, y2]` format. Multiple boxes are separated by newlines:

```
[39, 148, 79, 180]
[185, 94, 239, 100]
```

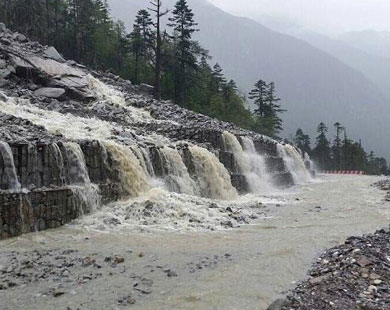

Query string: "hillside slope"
[108, 0, 390, 157]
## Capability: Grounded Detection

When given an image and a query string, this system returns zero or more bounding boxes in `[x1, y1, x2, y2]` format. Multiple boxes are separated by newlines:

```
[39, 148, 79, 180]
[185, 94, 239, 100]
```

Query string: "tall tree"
[332, 122, 344, 170]
[294, 128, 311, 155]
[168, 0, 199, 105]
[148, 0, 168, 100]
[249, 79, 268, 117]
[130, 9, 153, 84]
[312, 122, 331, 170]
[264, 81, 285, 135]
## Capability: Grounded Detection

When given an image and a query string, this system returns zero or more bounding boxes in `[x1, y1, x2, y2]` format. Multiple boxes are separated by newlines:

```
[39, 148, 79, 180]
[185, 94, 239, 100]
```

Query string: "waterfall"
[223, 132, 274, 193]
[189, 145, 238, 200]
[51, 143, 66, 186]
[64, 142, 101, 213]
[130, 145, 155, 177]
[158, 146, 198, 196]
[240, 136, 275, 193]
[103, 141, 150, 197]
[0, 141, 21, 191]
[223, 131, 251, 173]
[277, 144, 311, 184]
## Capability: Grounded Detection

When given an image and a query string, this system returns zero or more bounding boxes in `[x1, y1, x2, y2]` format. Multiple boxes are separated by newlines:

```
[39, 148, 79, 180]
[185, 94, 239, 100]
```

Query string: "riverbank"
[267, 179, 390, 310]
[277, 229, 390, 310]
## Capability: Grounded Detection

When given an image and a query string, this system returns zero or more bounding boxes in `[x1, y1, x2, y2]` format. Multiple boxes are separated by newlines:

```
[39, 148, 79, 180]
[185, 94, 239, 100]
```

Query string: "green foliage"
[308, 122, 388, 175]
[0, 0, 283, 136]
[294, 128, 311, 155]
[249, 80, 285, 137]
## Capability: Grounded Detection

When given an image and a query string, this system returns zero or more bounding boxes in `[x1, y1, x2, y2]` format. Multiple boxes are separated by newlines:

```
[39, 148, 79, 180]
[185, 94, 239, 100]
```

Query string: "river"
[1, 174, 389, 310]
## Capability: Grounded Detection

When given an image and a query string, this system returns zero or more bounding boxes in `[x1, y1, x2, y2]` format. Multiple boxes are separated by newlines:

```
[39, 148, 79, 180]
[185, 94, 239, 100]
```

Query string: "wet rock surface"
[280, 229, 390, 310]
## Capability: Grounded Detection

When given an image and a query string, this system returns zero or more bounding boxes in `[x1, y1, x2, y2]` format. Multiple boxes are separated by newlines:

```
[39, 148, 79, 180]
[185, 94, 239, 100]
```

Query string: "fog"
[209, 0, 390, 34]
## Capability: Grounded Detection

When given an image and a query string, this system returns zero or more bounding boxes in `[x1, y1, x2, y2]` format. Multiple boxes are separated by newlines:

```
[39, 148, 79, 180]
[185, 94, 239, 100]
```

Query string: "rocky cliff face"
[0, 23, 309, 239]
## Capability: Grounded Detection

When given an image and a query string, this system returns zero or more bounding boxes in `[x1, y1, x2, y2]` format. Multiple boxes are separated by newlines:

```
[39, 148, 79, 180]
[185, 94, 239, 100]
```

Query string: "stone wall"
[0, 189, 80, 240]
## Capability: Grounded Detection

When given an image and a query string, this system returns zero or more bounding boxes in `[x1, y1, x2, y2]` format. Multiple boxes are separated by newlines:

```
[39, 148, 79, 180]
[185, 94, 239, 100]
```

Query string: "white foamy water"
[241, 136, 275, 193]
[189, 145, 238, 200]
[103, 141, 151, 197]
[158, 146, 199, 196]
[0, 94, 119, 140]
[88, 75, 155, 124]
[277, 143, 312, 184]
[0, 141, 21, 191]
[223, 132, 275, 193]
[76, 186, 280, 233]
[64, 142, 101, 213]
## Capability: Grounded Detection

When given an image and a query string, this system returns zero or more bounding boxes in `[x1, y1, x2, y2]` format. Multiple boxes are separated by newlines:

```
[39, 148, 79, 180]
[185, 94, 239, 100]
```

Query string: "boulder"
[34, 87, 66, 99]
[14, 33, 27, 43]
[43, 46, 65, 63]
[139, 83, 154, 94]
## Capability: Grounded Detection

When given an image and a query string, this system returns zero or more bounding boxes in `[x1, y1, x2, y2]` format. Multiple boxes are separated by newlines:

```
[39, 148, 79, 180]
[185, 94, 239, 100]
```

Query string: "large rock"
[34, 87, 65, 99]
[139, 83, 154, 94]
[43, 46, 66, 63]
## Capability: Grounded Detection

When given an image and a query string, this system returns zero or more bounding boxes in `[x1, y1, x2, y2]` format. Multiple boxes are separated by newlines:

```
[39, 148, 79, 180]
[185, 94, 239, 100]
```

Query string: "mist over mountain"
[338, 30, 390, 59]
[107, 0, 390, 158]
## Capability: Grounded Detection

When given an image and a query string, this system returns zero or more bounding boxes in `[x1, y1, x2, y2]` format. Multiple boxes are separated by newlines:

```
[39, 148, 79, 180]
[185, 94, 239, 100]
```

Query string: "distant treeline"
[0, 0, 285, 137]
[292, 123, 389, 175]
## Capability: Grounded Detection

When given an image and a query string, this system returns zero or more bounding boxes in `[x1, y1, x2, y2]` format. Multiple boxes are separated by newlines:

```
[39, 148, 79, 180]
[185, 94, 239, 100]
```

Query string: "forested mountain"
[107, 0, 390, 158]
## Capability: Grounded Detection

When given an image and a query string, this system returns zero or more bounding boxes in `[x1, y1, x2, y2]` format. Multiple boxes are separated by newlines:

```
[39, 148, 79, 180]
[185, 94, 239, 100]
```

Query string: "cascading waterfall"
[0, 141, 21, 191]
[103, 141, 150, 197]
[130, 145, 154, 177]
[51, 143, 67, 186]
[223, 131, 274, 193]
[277, 144, 311, 184]
[64, 142, 101, 213]
[223, 131, 251, 173]
[157, 146, 198, 196]
[189, 145, 238, 200]
[240, 136, 275, 193]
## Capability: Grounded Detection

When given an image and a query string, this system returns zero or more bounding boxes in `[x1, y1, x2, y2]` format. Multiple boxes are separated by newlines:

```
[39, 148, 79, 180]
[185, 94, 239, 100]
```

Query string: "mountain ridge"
[107, 0, 390, 158]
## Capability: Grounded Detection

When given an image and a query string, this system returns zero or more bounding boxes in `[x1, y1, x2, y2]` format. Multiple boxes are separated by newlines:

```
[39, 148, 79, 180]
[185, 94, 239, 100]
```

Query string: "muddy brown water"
[1, 175, 389, 310]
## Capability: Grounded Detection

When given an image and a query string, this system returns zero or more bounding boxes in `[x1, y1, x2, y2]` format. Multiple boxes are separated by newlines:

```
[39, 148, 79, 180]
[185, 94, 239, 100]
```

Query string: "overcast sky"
[208, 0, 390, 34]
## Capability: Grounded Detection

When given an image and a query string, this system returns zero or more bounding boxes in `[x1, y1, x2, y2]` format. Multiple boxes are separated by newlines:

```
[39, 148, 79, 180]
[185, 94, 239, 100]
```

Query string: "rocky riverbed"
[373, 179, 390, 201]
[276, 229, 390, 310]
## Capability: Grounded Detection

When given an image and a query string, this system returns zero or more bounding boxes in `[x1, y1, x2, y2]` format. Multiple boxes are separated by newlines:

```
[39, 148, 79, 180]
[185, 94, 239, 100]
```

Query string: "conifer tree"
[130, 9, 153, 84]
[168, 0, 199, 105]
[148, 0, 169, 100]
[249, 79, 268, 117]
[294, 128, 311, 155]
[312, 122, 331, 170]
[332, 122, 344, 170]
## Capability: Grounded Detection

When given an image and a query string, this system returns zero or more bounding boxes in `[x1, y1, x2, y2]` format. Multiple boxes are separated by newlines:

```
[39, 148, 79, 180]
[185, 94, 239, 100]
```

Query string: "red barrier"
[322, 170, 364, 175]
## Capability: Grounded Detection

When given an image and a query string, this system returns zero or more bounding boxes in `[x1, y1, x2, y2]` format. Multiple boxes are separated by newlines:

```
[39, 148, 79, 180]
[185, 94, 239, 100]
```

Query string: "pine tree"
[294, 128, 311, 155]
[130, 9, 153, 84]
[312, 122, 331, 170]
[264, 82, 285, 135]
[332, 122, 344, 170]
[148, 0, 169, 100]
[249, 79, 268, 117]
[168, 0, 199, 105]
